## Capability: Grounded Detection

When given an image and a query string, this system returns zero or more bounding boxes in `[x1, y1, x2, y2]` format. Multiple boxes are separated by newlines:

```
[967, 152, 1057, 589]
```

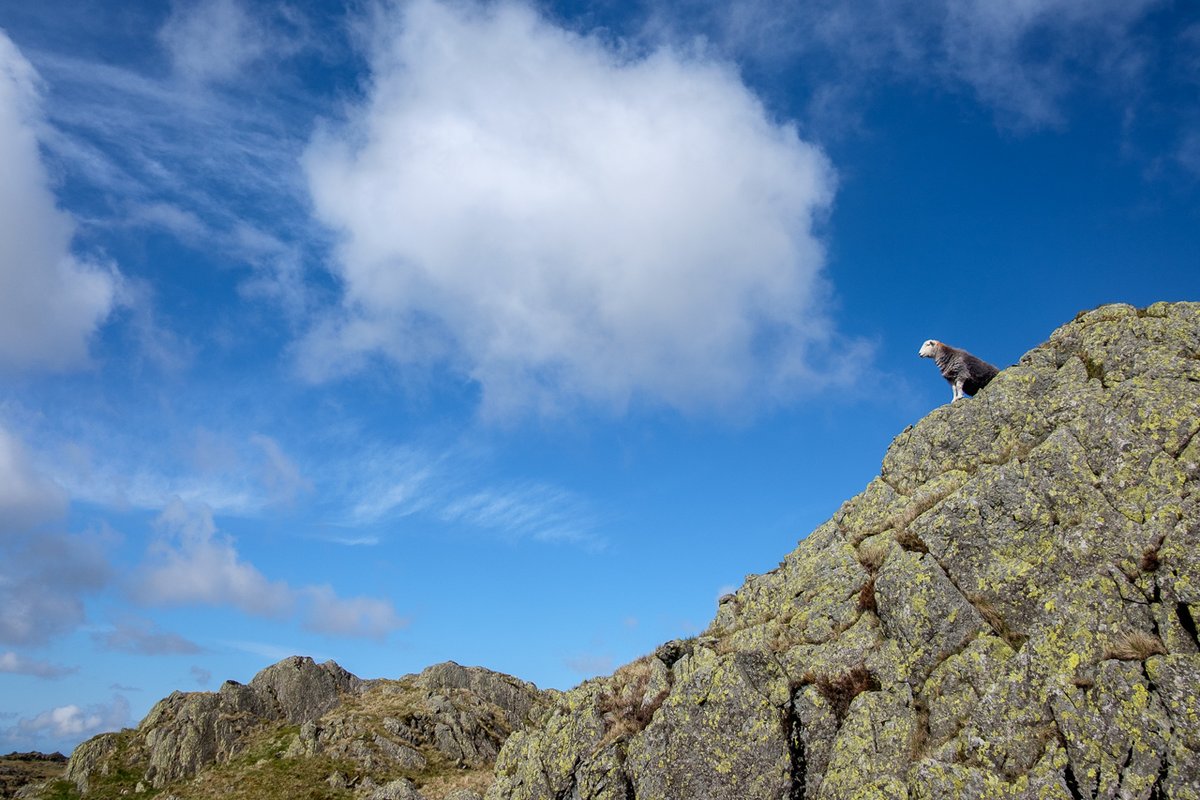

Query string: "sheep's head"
[918, 339, 940, 358]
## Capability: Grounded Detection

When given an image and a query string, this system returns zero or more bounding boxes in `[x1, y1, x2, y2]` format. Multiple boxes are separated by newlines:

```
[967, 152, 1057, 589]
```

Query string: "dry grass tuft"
[594, 658, 668, 750]
[802, 665, 879, 724]
[967, 594, 1027, 649]
[909, 697, 931, 758]
[1104, 631, 1167, 661]
[1140, 533, 1166, 572]
[857, 576, 878, 613]
[419, 768, 493, 799]
[1140, 547, 1161, 572]
[856, 539, 890, 573]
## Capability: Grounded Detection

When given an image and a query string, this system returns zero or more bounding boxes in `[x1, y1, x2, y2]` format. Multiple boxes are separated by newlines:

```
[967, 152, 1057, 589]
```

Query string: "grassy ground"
[0, 753, 67, 799]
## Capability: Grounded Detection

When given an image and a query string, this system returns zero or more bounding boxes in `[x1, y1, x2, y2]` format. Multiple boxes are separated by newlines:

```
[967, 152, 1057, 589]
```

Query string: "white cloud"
[135, 500, 295, 616]
[158, 0, 268, 85]
[0, 32, 118, 372]
[302, 585, 409, 640]
[0, 651, 76, 679]
[0, 425, 68, 534]
[303, 0, 841, 416]
[135, 500, 406, 639]
[6, 695, 130, 746]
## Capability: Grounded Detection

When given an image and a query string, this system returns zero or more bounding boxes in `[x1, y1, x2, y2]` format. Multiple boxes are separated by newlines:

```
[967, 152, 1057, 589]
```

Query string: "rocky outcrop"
[65, 656, 355, 792]
[487, 301, 1200, 800]
[59, 657, 550, 800]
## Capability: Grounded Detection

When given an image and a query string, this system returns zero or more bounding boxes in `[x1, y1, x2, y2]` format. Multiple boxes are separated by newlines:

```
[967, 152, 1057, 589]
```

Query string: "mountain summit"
[33, 301, 1200, 800]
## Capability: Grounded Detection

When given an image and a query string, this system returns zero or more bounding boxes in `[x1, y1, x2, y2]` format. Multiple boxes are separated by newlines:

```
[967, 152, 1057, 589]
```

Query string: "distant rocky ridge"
[23, 301, 1200, 800]
[41, 656, 551, 800]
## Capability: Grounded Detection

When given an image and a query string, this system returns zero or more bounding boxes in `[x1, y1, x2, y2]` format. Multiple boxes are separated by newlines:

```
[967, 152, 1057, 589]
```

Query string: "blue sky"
[0, 0, 1197, 754]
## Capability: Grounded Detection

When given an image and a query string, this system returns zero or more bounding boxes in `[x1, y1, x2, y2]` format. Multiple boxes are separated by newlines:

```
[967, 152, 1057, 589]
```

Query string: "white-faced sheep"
[919, 340, 1000, 402]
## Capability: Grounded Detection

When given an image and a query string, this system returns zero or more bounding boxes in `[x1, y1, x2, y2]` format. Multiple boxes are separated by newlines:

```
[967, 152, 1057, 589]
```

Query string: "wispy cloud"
[342, 443, 601, 546]
[91, 619, 204, 656]
[440, 482, 598, 546]
[21, 10, 328, 333]
[49, 428, 310, 519]
[219, 639, 318, 664]
[190, 665, 212, 686]
[649, 0, 1164, 131]
[249, 433, 313, 507]
[158, 0, 270, 86]
[0, 651, 77, 679]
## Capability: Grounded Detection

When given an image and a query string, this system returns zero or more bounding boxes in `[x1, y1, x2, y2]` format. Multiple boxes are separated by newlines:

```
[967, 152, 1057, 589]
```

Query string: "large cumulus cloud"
[0, 31, 117, 372]
[303, 0, 843, 415]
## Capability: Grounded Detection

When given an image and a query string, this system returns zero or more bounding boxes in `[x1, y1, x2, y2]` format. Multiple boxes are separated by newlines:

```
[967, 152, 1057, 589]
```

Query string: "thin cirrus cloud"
[302, 0, 847, 417]
[343, 444, 599, 546]
[0, 31, 118, 373]
[133, 499, 407, 640]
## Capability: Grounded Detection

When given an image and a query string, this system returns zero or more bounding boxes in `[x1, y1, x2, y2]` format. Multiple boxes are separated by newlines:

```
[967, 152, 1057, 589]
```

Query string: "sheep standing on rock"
[919, 339, 1000, 402]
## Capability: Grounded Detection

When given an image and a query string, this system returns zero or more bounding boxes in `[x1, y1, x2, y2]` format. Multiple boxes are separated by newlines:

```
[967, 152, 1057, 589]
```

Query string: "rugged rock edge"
[486, 301, 1200, 800]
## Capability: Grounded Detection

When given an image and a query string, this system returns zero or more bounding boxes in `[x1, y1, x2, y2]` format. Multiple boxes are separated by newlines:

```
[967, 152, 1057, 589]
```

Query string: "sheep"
[919, 339, 1000, 402]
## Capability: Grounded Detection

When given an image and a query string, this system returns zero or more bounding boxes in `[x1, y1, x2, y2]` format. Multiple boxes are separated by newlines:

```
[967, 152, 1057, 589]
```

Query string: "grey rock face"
[248, 655, 361, 724]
